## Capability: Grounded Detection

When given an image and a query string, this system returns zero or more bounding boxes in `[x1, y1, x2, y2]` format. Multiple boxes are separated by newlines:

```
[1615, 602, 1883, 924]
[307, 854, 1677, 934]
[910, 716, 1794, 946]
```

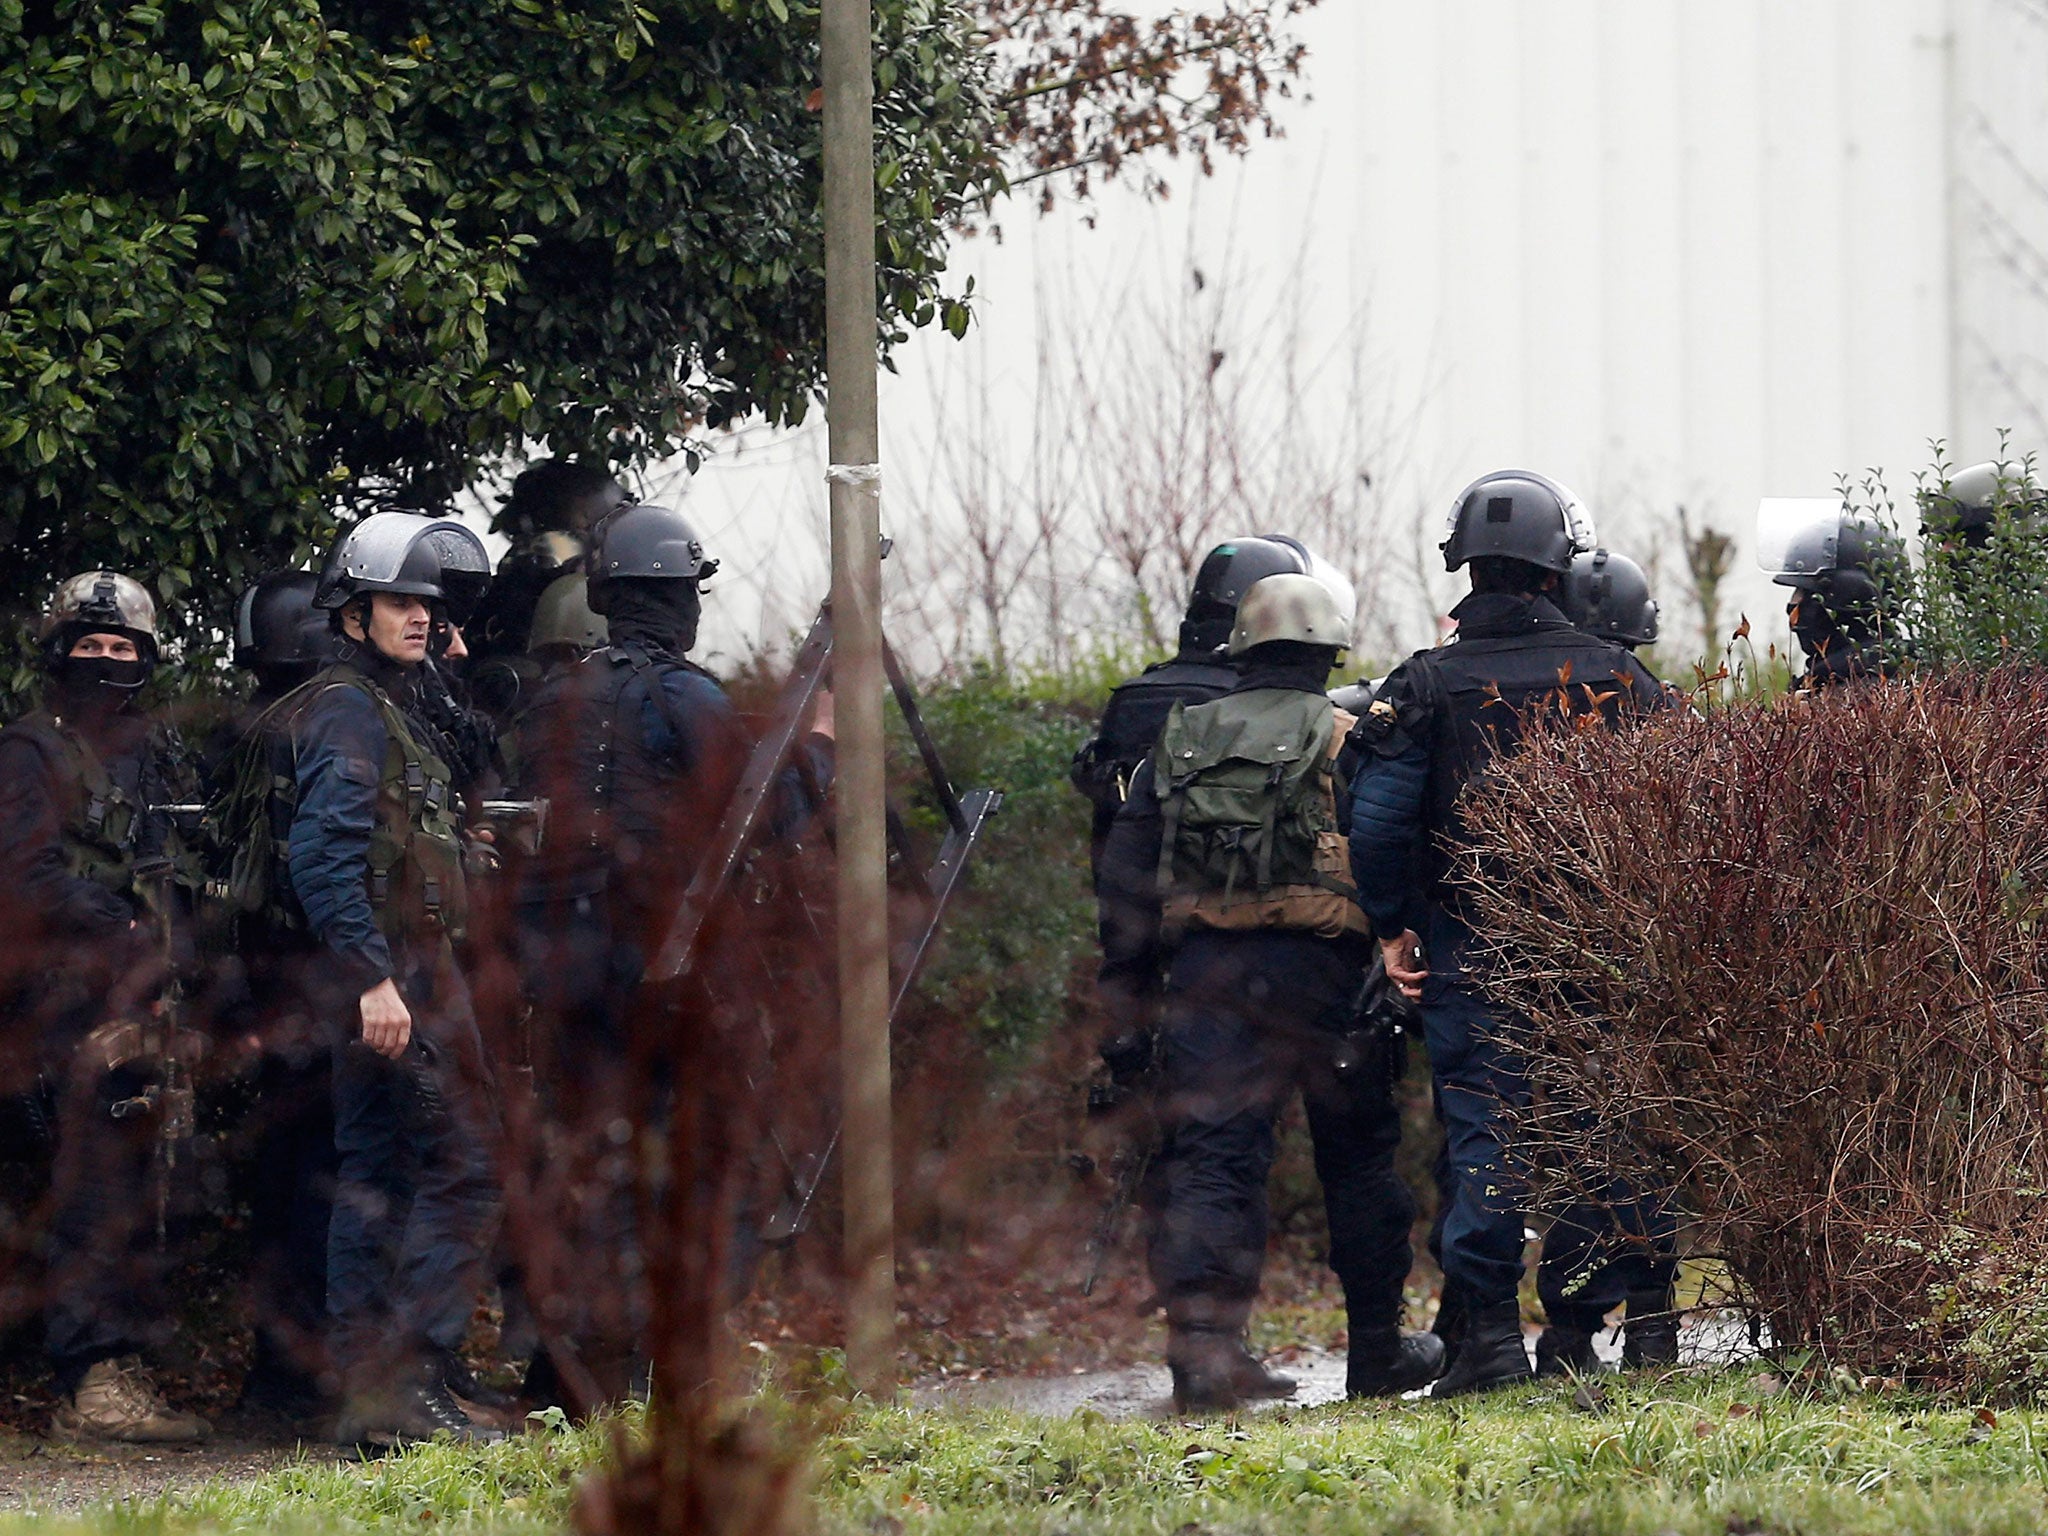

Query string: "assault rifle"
[105, 848, 203, 1247]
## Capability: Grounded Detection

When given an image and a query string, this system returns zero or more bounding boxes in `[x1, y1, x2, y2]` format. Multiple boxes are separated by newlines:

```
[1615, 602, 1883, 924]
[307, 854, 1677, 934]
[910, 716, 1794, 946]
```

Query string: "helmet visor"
[1756, 498, 1849, 579]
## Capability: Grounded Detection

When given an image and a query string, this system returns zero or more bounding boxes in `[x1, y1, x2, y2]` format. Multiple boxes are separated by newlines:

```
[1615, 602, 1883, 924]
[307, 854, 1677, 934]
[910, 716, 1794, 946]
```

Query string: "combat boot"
[1622, 1287, 1680, 1369]
[1534, 1324, 1602, 1378]
[336, 1361, 506, 1453]
[439, 1349, 520, 1429]
[54, 1356, 211, 1444]
[1345, 1327, 1447, 1398]
[1428, 1300, 1533, 1398]
[1165, 1296, 1294, 1412]
[1431, 1276, 1470, 1378]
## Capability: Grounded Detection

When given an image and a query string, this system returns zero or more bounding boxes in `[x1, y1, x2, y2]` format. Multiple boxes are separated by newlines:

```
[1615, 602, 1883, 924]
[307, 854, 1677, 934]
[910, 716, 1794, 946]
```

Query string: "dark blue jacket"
[514, 645, 831, 934]
[1349, 590, 1666, 941]
[286, 669, 407, 995]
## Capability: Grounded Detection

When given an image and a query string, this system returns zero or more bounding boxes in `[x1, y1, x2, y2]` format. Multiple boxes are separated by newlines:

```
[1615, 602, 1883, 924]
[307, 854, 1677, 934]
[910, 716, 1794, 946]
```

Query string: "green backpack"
[1152, 688, 1340, 916]
[201, 693, 308, 947]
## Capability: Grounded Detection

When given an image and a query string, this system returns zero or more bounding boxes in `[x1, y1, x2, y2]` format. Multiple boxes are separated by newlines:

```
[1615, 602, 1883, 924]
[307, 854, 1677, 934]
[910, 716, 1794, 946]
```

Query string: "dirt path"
[0, 1428, 344, 1514]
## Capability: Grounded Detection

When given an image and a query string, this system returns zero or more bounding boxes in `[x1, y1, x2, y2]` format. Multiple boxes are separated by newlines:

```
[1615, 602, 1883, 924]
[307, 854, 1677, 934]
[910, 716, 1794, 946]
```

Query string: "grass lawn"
[21, 1368, 2048, 1533]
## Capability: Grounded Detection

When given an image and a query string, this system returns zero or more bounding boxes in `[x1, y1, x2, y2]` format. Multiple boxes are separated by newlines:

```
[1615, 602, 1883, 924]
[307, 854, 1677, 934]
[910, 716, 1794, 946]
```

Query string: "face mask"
[49, 654, 152, 715]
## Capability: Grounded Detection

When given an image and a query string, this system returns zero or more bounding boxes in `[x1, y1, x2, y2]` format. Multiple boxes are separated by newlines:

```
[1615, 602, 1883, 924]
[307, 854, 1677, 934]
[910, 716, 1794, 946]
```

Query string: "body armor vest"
[1152, 688, 1370, 942]
[268, 664, 468, 944]
[1073, 655, 1239, 815]
[4, 711, 144, 898]
[513, 644, 700, 916]
[1400, 626, 1645, 898]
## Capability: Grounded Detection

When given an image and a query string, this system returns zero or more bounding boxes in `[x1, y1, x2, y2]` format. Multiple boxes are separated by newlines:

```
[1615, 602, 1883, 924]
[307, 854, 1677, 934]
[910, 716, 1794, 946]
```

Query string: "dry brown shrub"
[1456, 670, 2048, 1394]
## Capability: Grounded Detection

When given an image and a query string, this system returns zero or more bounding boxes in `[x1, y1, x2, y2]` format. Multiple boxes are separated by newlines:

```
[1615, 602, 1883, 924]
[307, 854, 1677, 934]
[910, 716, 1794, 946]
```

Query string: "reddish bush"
[1457, 672, 2048, 1393]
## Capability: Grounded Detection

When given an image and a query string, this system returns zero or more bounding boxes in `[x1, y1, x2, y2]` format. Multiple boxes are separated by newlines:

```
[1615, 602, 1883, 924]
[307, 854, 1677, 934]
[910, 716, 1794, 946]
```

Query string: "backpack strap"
[613, 642, 694, 758]
[1152, 702, 1189, 907]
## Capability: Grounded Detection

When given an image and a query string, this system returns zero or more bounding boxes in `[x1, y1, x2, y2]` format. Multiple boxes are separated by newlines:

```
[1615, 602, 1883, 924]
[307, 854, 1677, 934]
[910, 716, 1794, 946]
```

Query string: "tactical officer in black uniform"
[1072, 538, 1313, 879]
[508, 502, 832, 1404]
[1919, 460, 2044, 550]
[1350, 471, 1671, 1397]
[465, 460, 627, 722]
[244, 514, 504, 1448]
[1097, 573, 1443, 1411]
[236, 573, 337, 701]
[0, 573, 210, 1442]
[1757, 500, 1900, 690]
[216, 571, 341, 1421]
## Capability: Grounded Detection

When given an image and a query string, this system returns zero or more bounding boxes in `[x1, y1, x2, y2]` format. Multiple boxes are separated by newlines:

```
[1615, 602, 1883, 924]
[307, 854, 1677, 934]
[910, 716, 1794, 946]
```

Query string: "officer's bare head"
[340, 593, 433, 664]
[66, 632, 140, 663]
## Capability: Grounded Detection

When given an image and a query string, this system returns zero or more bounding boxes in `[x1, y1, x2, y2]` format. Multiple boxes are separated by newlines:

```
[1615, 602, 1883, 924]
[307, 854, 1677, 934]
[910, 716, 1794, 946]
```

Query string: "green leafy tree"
[0, 0, 1315, 647]
[0, 0, 994, 637]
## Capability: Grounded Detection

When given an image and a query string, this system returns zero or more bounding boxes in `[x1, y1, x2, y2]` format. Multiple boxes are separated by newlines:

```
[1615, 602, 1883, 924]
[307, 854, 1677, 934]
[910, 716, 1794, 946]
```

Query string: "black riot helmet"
[586, 503, 718, 599]
[1562, 549, 1660, 649]
[234, 571, 333, 687]
[1441, 470, 1595, 574]
[1918, 460, 2047, 549]
[1757, 498, 1903, 638]
[314, 512, 492, 617]
[494, 458, 628, 543]
[1180, 537, 1308, 654]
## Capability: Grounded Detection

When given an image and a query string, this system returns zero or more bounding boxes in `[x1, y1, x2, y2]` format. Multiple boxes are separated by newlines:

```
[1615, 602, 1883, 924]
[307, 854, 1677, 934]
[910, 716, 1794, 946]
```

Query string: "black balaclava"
[1178, 598, 1235, 657]
[599, 577, 701, 658]
[1232, 640, 1340, 693]
[46, 627, 153, 728]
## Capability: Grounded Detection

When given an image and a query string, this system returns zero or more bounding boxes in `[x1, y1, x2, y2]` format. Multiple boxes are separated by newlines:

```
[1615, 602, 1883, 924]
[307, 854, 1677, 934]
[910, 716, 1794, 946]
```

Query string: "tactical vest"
[3, 711, 144, 899]
[1072, 655, 1239, 815]
[511, 644, 700, 913]
[231, 664, 469, 945]
[1152, 688, 1370, 942]
[1399, 627, 1647, 895]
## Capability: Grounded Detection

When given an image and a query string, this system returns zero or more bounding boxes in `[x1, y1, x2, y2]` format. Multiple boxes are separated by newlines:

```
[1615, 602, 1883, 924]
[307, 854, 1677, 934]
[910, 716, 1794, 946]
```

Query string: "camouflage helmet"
[41, 571, 159, 657]
[1228, 573, 1350, 656]
[528, 573, 608, 655]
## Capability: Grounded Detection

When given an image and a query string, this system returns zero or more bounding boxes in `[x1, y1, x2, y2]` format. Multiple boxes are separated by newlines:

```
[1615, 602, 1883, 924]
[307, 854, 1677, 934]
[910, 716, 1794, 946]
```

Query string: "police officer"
[1512, 545, 1682, 1376]
[1072, 538, 1312, 879]
[1561, 549, 1659, 652]
[1350, 471, 1671, 1397]
[1097, 573, 1443, 1411]
[508, 502, 832, 1405]
[259, 513, 503, 1448]
[1757, 500, 1900, 689]
[215, 572, 341, 1422]
[466, 459, 627, 720]
[235, 572, 336, 703]
[0, 572, 209, 1442]
[1919, 460, 2044, 550]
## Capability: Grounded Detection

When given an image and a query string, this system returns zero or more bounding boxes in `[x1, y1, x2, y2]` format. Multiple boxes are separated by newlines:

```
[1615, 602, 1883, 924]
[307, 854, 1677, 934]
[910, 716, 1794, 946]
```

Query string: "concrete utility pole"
[821, 0, 894, 1393]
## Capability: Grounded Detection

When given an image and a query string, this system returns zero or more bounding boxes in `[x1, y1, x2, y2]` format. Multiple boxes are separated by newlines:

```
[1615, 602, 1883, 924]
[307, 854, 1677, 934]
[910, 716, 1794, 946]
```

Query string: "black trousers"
[43, 1062, 165, 1393]
[1146, 931, 1416, 1331]
[318, 943, 501, 1378]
